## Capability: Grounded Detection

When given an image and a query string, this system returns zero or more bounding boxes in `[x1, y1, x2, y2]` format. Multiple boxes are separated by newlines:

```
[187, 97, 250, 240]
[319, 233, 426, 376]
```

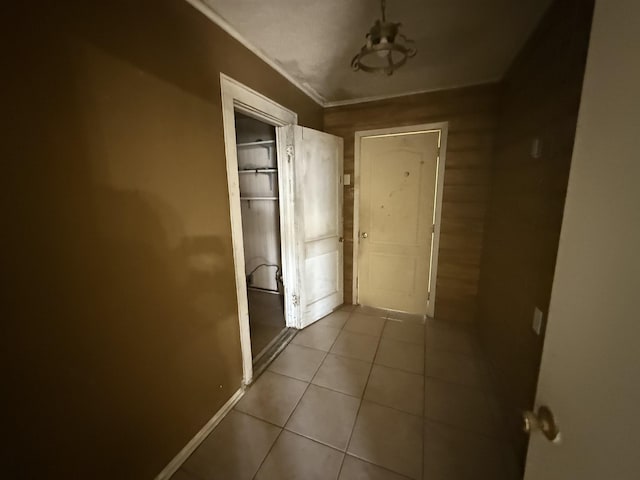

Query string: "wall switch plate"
[531, 137, 543, 159]
[533, 307, 544, 335]
[343, 174, 351, 186]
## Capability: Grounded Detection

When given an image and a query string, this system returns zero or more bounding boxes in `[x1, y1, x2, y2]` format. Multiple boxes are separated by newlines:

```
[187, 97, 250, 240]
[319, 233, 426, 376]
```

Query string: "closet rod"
[238, 168, 277, 174]
[240, 196, 279, 201]
[236, 140, 275, 148]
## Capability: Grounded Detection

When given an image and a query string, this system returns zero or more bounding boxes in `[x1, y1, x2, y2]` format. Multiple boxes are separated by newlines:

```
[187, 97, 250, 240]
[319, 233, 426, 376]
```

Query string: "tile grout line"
[264, 368, 428, 421]
[307, 310, 355, 388]
[250, 306, 434, 480]
[341, 456, 416, 480]
[277, 309, 504, 480]
[423, 415, 508, 442]
[423, 319, 512, 479]
[251, 306, 356, 480]
[249, 375, 313, 479]
[335, 311, 390, 479]
[423, 372, 492, 392]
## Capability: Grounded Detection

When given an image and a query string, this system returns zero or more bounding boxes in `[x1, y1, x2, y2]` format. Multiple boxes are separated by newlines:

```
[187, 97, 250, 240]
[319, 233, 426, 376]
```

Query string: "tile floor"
[174, 306, 518, 480]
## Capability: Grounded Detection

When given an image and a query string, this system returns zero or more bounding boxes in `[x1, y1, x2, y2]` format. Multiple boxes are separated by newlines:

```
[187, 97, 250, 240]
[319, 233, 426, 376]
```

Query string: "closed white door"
[524, 1, 640, 478]
[279, 125, 344, 328]
[358, 130, 441, 315]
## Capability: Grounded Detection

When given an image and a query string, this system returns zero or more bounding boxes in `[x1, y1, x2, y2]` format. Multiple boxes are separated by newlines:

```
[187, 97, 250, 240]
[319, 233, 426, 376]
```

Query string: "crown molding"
[184, 0, 326, 106]
[323, 77, 502, 108]
[324, 77, 502, 108]
[184, 1, 502, 110]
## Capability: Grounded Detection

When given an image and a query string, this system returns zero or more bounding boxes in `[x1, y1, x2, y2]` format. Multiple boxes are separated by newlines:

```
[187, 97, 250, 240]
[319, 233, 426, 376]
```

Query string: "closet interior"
[234, 112, 287, 362]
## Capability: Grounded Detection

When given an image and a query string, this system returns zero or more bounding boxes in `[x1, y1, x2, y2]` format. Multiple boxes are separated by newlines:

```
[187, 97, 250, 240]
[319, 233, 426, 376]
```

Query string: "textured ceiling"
[201, 0, 553, 104]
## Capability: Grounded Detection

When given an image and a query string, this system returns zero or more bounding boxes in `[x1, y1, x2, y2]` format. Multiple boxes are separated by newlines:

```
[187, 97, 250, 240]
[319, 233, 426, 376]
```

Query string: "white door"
[524, 1, 640, 478]
[279, 125, 344, 328]
[357, 130, 441, 315]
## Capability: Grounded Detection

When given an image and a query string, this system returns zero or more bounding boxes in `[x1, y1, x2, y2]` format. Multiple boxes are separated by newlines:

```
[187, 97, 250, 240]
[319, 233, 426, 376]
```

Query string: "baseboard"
[155, 387, 245, 480]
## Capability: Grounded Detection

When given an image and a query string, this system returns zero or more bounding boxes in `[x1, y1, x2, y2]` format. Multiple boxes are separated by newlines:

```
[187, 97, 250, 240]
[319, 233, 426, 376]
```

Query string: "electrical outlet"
[532, 307, 544, 335]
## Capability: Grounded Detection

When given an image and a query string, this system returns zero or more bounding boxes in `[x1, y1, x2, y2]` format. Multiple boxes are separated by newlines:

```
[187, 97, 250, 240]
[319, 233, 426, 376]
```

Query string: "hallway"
[172, 306, 516, 480]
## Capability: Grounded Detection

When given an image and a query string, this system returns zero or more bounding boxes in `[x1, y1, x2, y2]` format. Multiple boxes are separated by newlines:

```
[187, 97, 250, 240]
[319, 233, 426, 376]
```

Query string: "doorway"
[234, 113, 288, 364]
[220, 74, 299, 385]
[353, 124, 448, 317]
[220, 74, 345, 385]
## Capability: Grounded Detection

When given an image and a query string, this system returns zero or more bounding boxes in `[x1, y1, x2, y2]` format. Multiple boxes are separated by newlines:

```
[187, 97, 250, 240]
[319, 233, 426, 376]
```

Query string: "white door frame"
[353, 122, 448, 317]
[220, 73, 298, 385]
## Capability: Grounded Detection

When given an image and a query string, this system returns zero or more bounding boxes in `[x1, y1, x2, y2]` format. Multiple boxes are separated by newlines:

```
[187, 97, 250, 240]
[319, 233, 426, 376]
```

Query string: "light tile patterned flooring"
[173, 306, 518, 480]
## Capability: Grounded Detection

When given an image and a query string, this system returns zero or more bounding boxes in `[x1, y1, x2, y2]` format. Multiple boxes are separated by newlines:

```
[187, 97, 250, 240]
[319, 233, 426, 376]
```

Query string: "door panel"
[524, 2, 640, 478]
[302, 145, 340, 240]
[280, 125, 343, 328]
[358, 131, 440, 314]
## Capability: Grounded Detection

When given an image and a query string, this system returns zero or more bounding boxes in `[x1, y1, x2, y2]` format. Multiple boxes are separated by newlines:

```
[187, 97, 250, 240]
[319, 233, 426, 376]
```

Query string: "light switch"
[532, 307, 544, 335]
[531, 138, 543, 159]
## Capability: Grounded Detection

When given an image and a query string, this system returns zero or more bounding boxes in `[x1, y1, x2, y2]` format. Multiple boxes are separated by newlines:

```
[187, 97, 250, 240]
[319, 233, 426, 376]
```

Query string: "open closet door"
[278, 125, 344, 329]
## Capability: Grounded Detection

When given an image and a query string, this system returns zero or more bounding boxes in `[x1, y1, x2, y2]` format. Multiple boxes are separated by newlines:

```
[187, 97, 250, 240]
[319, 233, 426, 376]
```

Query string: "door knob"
[360, 232, 368, 239]
[522, 405, 560, 442]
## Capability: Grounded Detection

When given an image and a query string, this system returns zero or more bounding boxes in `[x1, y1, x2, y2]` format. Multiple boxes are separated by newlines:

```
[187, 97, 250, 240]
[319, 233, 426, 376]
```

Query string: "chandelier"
[351, 0, 417, 75]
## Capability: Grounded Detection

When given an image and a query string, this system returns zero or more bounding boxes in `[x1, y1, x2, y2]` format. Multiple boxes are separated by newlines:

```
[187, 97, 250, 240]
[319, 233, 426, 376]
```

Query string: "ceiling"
[198, 0, 554, 105]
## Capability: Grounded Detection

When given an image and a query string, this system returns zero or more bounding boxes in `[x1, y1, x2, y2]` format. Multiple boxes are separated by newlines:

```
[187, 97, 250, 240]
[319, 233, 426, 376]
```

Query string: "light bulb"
[376, 37, 389, 58]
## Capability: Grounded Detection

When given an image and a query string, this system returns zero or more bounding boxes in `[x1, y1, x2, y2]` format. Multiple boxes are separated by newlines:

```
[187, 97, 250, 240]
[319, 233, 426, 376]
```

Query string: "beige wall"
[4, 1, 321, 478]
[476, 0, 594, 463]
[324, 85, 500, 322]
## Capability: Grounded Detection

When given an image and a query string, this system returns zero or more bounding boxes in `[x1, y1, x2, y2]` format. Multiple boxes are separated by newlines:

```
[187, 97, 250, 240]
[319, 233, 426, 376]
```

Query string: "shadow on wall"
[7, 186, 241, 479]
[4, 5, 242, 479]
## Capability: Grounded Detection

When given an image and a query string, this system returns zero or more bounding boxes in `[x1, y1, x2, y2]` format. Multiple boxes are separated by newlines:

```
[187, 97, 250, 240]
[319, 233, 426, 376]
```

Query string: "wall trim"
[183, 0, 325, 106]
[155, 387, 245, 480]
[353, 122, 449, 317]
[324, 79, 501, 108]
[220, 73, 300, 385]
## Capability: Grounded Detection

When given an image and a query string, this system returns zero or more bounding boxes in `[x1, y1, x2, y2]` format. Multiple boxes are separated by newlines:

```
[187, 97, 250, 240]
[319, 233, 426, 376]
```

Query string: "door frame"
[220, 73, 298, 385]
[353, 122, 448, 317]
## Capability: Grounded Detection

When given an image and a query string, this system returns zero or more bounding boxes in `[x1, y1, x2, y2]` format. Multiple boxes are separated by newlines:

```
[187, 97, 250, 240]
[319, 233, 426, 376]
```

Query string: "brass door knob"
[360, 232, 368, 239]
[523, 405, 561, 442]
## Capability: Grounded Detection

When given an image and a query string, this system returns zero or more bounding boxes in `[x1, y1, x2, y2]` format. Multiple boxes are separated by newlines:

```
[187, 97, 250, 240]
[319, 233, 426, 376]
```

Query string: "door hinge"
[427, 291, 431, 300]
[432, 224, 436, 233]
[286, 145, 294, 162]
[292, 293, 300, 306]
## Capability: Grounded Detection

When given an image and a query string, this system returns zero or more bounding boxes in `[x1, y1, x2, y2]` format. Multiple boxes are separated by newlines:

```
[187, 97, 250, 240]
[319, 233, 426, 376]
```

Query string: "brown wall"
[476, 0, 594, 461]
[324, 85, 500, 322]
[4, 1, 321, 478]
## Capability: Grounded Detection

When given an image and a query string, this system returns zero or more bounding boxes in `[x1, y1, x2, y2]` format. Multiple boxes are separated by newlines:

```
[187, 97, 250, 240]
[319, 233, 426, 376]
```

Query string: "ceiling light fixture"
[351, 0, 417, 75]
